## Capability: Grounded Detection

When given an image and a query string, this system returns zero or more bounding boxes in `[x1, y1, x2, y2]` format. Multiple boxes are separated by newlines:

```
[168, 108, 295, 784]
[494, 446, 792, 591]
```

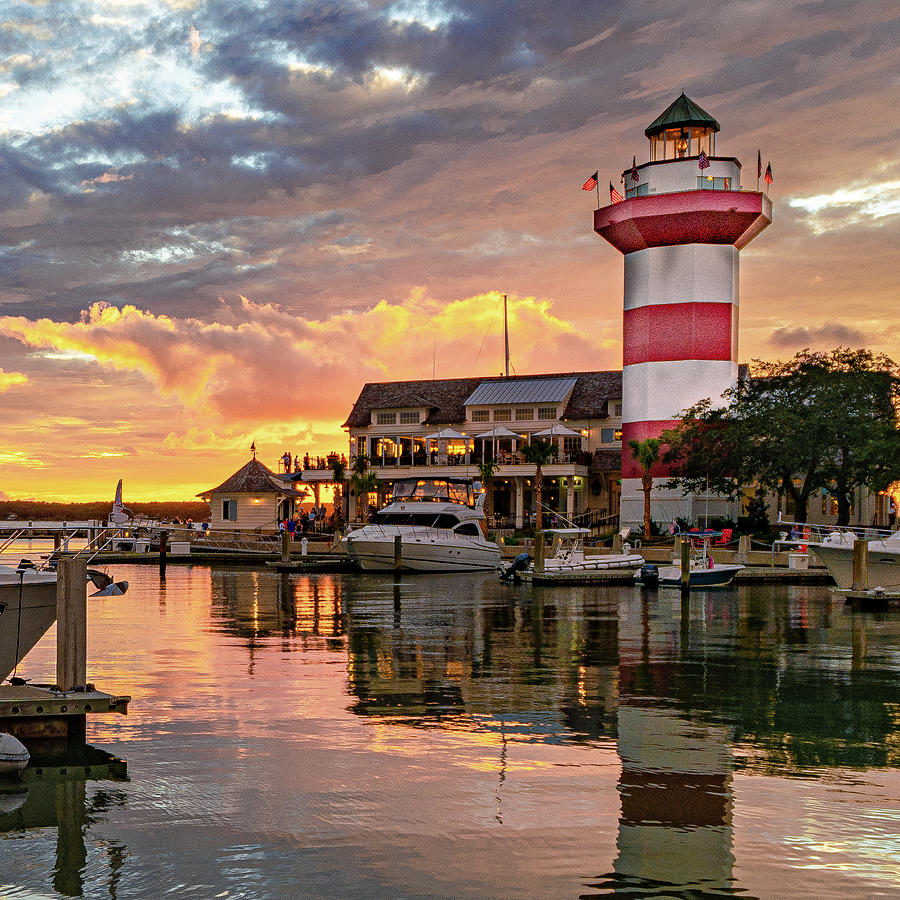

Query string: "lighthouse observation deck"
[594, 157, 772, 255]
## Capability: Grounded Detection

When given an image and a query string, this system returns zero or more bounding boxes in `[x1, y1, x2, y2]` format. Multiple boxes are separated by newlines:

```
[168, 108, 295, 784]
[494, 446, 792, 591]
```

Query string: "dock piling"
[534, 533, 545, 574]
[680, 540, 691, 593]
[158, 529, 168, 579]
[393, 535, 402, 571]
[851, 539, 869, 590]
[281, 530, 291, 562]
[56, 557, 87, 692]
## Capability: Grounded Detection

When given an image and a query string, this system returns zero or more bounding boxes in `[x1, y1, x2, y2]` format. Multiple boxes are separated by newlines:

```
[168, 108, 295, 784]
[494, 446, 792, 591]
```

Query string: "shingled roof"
[343, 370, 623, 429]
[199, 458, 293, 497]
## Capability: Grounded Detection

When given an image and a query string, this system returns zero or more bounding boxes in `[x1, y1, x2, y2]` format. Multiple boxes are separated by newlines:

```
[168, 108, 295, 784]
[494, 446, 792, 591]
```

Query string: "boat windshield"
[372, 512, 462, 528]
[390, 479, 472, 505]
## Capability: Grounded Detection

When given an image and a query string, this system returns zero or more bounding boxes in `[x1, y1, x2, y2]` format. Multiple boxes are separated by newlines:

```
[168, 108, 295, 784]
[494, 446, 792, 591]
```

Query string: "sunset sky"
[1, 1, 897, 501]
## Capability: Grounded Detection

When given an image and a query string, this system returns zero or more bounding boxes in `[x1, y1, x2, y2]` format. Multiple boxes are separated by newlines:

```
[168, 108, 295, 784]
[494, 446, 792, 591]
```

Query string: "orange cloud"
[0, 369, 27, 391]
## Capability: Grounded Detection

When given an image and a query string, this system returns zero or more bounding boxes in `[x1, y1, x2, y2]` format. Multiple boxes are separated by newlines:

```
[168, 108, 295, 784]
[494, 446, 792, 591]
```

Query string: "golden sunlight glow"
[0, 369, 27, 391]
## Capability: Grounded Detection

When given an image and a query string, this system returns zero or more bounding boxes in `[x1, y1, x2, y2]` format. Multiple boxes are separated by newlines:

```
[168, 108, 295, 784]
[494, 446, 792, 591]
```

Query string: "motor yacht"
[343, 478, 501, 572]
[807, 528, 900, 589]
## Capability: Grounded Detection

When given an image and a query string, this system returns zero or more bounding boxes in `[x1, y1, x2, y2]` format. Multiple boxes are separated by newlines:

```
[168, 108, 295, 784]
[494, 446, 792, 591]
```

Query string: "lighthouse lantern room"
[593, 93, 772, 529]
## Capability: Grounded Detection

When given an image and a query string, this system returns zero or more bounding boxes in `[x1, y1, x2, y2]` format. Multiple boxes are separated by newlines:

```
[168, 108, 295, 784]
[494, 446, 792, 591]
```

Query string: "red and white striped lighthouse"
[594, 94, 772, 527]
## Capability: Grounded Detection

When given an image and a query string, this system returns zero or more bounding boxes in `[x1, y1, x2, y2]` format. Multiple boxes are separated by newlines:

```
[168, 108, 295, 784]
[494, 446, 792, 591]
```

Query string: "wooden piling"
[281, 530, 291, 562]
[851, 539, 869, 591]
[158, 529, 168, 579]
[56, 557, 87, 692]
[680, 540, 691, 592]
[393, 534, 402, 571]
[535, 532, 545, 574]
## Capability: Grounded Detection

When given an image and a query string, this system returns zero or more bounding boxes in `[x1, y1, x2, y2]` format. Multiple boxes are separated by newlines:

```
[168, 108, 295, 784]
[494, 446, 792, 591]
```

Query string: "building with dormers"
[342, 371, 624, 529]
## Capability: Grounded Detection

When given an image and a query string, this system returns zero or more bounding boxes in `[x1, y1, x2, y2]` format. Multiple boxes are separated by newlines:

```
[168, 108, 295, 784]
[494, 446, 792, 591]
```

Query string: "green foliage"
[664, 348, 900, 524]
[521, 441, 557, 531]
[628, 437, 663, 538]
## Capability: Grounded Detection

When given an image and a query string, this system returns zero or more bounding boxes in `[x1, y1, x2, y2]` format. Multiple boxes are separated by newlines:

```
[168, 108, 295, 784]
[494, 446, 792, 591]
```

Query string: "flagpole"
[756, 149, 761, 192]
[595, 181, 600, 210]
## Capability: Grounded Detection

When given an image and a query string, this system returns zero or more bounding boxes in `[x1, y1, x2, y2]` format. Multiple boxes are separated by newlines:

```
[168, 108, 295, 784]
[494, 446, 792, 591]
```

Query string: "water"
[1, 553, 899, 898]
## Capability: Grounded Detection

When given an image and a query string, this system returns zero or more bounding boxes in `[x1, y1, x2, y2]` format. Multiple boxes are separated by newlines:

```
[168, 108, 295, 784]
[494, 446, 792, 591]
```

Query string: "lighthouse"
[593, 93, 772, 528]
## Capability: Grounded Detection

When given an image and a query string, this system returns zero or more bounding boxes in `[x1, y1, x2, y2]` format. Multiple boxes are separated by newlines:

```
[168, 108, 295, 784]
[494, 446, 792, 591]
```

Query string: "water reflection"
[0, 745, 128, 897]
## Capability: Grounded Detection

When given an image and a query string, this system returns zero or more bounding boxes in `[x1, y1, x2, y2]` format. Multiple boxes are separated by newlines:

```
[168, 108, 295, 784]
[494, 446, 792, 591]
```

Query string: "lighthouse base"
[620, 478, 738, 534]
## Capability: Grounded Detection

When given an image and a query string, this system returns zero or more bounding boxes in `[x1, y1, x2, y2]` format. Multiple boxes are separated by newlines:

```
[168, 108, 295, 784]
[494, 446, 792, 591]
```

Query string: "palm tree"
[521, 441, 557, 531]
[476, 460, 498, 521]
[628, 437, 663, 539]
[351, 471, 379, 523]
[330, 457, 347, 531]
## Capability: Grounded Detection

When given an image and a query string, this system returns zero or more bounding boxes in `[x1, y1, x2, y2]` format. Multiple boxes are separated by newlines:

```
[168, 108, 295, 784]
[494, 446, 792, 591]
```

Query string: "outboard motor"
[639, 563, 659, 589]
[500, 552, 532, 582]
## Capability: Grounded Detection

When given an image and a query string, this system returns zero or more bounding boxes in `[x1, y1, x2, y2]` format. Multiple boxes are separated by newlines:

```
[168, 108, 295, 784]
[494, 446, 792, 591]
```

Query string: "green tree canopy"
[664, 348, 900, 524]
[628, 437, 663, 538]
[521, 440, 557, 531]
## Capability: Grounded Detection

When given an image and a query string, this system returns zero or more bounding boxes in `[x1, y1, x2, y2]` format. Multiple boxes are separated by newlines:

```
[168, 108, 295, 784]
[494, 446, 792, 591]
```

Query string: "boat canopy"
[390, 478, 474, 505]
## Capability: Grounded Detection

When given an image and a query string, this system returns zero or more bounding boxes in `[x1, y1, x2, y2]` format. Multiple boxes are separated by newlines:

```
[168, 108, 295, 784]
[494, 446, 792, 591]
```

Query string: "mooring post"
[534, 532, 545, 574]
[56, 557, 87, 692]
[851, 539, 869, 591]
[735, 534, 751, 564]
[158, 529, 168, 579]
[393, 534, 402, 571]
[680, 539, 691, 593]
[281, 529, 291, 562]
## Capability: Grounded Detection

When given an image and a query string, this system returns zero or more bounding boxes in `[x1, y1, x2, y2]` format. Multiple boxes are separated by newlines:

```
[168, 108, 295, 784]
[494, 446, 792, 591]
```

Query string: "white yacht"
[808, 528, 900, 589]
[0, 561, 58, 681]
[343, 478, 501, 572]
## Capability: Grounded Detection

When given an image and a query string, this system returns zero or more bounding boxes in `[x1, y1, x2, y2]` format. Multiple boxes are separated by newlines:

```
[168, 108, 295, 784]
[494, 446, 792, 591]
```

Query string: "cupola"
[645, 93, 720, 161]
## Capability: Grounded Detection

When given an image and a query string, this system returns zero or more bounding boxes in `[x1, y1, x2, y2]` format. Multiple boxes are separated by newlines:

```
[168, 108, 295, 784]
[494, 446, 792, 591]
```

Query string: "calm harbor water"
[1, 546, 899, 898]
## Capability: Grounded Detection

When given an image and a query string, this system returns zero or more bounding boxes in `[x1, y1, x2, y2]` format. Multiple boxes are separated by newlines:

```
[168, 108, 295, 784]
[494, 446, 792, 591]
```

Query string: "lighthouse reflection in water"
[2, 566, 899, 899]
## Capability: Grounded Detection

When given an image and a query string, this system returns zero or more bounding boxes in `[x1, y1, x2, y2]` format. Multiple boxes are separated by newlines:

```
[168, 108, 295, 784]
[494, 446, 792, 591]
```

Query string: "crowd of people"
[279, 451, 348, 474]
[279, 505, 332, 538]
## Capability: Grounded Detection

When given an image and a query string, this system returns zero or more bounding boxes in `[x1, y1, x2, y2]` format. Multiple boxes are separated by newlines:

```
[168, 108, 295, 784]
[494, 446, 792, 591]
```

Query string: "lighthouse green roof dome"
[645, 93, 720, 138]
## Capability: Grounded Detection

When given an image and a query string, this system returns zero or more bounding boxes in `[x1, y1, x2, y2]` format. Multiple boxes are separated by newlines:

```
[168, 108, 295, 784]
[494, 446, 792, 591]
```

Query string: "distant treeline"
[0, 500, 211, 522]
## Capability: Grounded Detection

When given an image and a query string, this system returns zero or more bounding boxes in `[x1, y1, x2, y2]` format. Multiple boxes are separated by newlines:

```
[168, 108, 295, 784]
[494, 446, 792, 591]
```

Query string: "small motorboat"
[501, 529, 644, 582]
[636, 532, 743, 588]
[0, 733, 30, 773]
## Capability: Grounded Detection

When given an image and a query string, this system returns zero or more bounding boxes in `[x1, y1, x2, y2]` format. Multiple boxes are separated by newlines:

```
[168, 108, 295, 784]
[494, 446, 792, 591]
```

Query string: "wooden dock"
[0, 684, 130, 742]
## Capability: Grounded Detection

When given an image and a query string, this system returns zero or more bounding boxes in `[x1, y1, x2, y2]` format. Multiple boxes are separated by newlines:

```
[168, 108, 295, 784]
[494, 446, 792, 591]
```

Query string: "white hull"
[536, 553, 644, 574]
[344, 529, 500, 572]
[0, 569, 58, 680]
[809, 543, 900, 590]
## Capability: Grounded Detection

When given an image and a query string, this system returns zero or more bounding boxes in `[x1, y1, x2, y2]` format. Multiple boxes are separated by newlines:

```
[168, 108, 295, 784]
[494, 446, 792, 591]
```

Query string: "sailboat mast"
[503, 293, 509, 377]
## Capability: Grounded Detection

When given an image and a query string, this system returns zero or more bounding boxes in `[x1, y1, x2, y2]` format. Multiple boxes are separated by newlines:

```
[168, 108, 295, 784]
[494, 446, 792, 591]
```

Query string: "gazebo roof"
[645, 93, 720, 138]
[198, 458, 293, 497]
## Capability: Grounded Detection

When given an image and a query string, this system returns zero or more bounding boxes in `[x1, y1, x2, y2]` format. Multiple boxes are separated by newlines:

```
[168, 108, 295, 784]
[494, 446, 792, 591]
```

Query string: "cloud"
[0, 369, 27, 391]
[0, 290, 614, 427]
[769, 322, 867, 349]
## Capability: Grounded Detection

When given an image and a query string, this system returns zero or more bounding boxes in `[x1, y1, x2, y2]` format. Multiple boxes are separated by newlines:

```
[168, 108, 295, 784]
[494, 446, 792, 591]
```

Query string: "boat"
[635, 532, 744, 588]
[500, 529, 644, 582]
[807, 527, 900, 590]
[0, 561, 58, 682]
[0, 732, 30, 773]
[343, 477, 501, 572]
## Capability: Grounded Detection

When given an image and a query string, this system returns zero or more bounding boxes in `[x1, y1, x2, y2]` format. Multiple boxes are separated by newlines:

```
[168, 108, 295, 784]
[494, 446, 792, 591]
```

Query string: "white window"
[538, 407, 556, 420]
[222, 499, 237, 521]
[376, 412, 397, 425]
[493, 409, 511, 421]
[399, 411, 420, 424]
[697, 176, 732, 191]
[613, 402, 622, 417]
[625, 183, 649, 199]
[515, 408, 534, 421]
[472, 410, 489, 422]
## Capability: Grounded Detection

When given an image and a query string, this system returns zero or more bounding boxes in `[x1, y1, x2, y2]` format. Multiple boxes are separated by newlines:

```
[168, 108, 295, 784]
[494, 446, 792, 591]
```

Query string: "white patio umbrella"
[424, 427, 468, 440]
[533, 423, 582, 437]
[473, 426, 520, 439]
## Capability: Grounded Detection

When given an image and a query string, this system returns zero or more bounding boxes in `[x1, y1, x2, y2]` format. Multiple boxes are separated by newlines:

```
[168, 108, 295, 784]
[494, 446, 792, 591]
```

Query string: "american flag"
[698, 151, 710, 170]
[582, 171, 598, 191]
[630, 156, 639, 183]
[609, 182, 623, 203]
[764, 162, 773, 185]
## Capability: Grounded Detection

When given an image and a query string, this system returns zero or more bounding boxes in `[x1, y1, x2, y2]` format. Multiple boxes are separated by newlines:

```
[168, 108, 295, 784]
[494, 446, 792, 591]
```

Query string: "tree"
[521, 441, 557, 531]
[349, 452, 378, 522]
[330, 457, 347, 530]
[664, 348, 900, 524]
[628, 437, 663, 539]
[476, 460, 498, 520]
